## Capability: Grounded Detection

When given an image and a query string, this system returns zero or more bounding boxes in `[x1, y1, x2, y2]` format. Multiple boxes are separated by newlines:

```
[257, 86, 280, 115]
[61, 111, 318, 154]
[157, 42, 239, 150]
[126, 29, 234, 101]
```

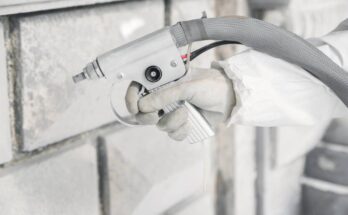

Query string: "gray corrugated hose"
[170, 17, 348, 107]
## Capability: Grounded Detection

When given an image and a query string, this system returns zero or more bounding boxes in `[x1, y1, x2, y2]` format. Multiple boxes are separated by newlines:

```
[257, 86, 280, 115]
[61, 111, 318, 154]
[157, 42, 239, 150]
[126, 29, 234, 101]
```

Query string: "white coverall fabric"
[213, 30, 348, 127]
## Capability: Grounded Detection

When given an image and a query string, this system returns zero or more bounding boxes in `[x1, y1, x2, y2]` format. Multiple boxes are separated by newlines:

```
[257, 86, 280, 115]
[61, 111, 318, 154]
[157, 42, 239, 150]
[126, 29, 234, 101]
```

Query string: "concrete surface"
[0, 19, 13, 164]
[17, 0, 164, 150]
[0, 143, 99, 215]
[102, 126, 213, 215]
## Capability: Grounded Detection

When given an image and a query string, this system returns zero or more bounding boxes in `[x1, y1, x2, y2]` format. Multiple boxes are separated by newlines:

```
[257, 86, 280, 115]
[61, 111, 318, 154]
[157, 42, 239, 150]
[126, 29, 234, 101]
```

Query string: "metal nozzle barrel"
[72, 60, 105, 84]
[72, 72, 88, 83]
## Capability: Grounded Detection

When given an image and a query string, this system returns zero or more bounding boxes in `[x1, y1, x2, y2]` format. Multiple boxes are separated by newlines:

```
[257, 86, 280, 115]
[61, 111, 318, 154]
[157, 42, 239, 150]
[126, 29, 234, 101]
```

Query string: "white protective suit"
[213, 28, 348, 127]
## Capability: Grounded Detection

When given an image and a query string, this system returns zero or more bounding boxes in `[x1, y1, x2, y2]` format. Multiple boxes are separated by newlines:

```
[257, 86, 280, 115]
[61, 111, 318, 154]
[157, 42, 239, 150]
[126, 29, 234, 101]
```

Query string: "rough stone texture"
[170, 0, 216, 68]
[323, 118, 348, 145]
[102, 126, 213, 215]
[273, 120, 331, 167]
[305, 144, 348, 186]
[0, 143, 99, 215]
[0, 19, 13, 164]
[302, 182, 348, 215]
[0, 0, 123, 16]
[17, 0, 164, 150]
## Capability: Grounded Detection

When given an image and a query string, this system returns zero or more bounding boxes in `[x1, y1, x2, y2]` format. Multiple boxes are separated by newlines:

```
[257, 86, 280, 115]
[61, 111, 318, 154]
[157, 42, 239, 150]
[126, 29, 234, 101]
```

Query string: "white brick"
[0, 19, 13, 163]
[171, 0, 216, 68]
[0, 143, 99, 215]
[103, 126, 213, 215]
[18, 1, 164, 150]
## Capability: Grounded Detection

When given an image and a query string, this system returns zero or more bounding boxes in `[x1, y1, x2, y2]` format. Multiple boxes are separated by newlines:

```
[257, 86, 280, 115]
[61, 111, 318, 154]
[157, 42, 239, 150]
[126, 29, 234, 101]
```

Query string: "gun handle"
[163, 101, 215, 144]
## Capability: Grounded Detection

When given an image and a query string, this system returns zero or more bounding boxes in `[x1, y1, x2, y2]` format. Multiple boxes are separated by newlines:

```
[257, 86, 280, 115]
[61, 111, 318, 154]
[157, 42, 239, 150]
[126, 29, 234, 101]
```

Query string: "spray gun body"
[73, 28, 215, 143]
[82, 28, 186, 90]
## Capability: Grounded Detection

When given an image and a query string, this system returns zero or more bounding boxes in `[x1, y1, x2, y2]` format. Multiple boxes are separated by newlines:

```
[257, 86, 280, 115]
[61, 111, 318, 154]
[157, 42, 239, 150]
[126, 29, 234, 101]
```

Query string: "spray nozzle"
[72, 61, 105, 83]
[72, 72, 88, 83]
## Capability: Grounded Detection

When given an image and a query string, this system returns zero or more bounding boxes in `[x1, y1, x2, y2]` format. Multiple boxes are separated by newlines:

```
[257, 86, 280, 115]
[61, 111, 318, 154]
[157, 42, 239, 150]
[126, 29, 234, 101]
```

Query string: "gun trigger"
[138, 85, 148, 97]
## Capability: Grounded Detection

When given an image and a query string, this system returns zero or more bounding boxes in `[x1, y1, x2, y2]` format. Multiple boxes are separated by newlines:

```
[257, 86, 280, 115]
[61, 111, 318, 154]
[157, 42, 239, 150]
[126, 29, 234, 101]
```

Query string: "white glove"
[125, 68, 236, 141]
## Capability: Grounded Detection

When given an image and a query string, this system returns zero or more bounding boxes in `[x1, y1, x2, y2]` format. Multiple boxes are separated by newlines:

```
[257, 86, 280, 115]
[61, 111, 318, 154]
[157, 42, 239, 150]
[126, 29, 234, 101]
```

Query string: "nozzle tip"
[72, 72, 87, 83]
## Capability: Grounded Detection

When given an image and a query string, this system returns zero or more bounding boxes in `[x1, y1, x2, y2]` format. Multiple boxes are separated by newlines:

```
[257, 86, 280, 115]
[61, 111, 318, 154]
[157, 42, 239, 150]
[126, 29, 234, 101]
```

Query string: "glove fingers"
[135, 112, 159, 125]
[138, 83, 193, 113]
[168, 122, 191, 141]
[157, 107, 188, 132]
[125, 81, 142, 114]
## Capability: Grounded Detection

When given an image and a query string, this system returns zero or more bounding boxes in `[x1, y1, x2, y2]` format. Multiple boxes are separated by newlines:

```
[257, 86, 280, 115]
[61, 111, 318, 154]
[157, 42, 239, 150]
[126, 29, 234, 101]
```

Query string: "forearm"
[213, 31, 348, 127]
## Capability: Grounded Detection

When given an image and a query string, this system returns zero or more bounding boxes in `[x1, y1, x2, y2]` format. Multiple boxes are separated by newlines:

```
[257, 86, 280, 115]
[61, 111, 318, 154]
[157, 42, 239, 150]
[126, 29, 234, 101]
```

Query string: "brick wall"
[3, 1, 346, 215]
[0, 1, 217, 214]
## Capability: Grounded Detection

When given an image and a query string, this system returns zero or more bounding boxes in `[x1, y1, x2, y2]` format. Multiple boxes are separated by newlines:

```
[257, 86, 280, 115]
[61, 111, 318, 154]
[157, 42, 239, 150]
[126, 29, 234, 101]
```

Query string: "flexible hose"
[170, 17, 348, 107]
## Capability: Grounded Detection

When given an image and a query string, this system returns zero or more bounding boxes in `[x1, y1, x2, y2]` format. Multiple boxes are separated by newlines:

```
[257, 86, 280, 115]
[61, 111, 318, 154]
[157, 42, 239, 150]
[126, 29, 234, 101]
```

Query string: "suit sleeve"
[212, 30, 348, 127]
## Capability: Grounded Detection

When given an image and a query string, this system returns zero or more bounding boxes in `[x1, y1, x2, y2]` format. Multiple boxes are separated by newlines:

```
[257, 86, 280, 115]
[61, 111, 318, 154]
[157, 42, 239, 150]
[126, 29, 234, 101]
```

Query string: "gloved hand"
[125, 68, 236, 141]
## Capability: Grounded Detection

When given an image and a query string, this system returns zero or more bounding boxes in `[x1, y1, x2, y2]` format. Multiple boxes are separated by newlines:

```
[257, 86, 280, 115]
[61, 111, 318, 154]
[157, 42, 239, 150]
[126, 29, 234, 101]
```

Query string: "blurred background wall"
[0, 0, 347, 215]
